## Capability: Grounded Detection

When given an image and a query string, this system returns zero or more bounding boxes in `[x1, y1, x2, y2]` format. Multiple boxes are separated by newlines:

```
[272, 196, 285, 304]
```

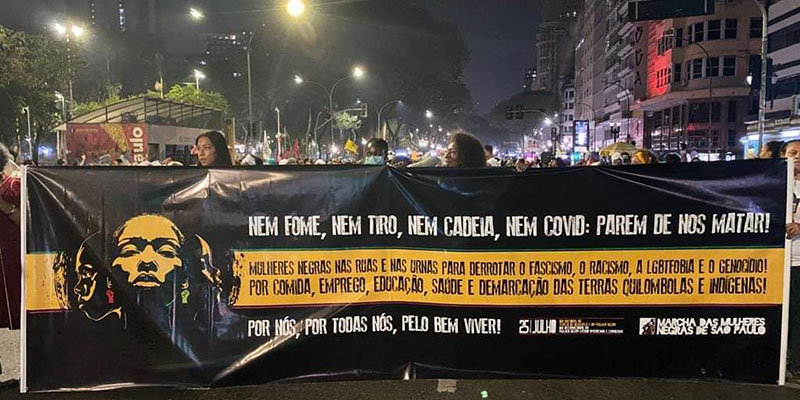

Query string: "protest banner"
[21, 161, 792, 391]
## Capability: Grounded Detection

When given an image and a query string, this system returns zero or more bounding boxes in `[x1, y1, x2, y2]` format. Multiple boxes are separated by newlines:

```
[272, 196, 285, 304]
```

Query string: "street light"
[189, 7, 204, 20]
[53, 22, 67, 36]
[425, 110, 434, 119]
[287, 0, 306, 17]
[51, 21, 86, 104]
[193, 69, 206, 89]
[294, 65, 367, 154]
[352, 65, 365, 79]
[376, 100, 402, 140]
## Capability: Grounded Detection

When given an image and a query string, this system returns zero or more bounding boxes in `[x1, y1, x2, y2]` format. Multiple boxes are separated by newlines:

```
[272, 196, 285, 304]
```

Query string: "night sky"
[424, 0, 542, 114]
[0, 0, 543, 115]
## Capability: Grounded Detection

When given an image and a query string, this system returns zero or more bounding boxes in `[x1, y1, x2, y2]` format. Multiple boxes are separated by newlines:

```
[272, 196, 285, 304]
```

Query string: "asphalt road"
[0, 329, 17, 386]
[3, 328, 800, 399]
[2, 379, 800, 400]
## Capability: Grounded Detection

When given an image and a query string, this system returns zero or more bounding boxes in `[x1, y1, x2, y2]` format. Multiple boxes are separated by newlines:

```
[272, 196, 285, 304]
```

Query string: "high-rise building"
[534, 4, 580, 154]
[743, 0, 800, 154]
[574, 0, 642, 152]
[575, 0, 610, 151]
[523, 68, 537, 91]
[118, 0, 126, 32]
[534, 9, 579, 94]
[69, 0, 158, 35]
[633, 0, 762, 159]
[560, 82, 576, 151]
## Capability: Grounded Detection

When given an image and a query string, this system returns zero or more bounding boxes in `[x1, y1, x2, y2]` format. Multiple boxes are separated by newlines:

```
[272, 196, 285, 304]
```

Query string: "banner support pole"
[780, 159, 793, 385]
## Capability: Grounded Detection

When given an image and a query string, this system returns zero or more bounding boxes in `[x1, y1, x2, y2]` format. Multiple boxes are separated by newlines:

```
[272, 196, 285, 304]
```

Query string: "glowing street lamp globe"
[287, 0, 306, 17]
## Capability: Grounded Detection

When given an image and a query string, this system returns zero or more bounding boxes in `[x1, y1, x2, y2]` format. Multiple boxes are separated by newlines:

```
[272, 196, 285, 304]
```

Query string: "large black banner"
[22, 161, 791, 391]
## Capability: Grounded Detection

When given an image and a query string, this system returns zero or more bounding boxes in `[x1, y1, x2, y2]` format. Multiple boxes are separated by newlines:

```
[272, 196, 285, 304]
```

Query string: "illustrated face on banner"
[72, 234, 122, 322]
[111, 215, 185, 289]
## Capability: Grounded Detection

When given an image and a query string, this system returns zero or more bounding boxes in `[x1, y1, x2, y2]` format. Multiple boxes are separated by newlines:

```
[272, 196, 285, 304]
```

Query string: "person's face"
[758, 146, 772, 159]
[783, 142, 800, 174]
[484, 149, 492, 160]
[196, 137, 217, 167]
[444, 142, 458, 167]
[72, 243, 113, 319]
[613, 159, 623, 165]
[112, 215, 183, 289]
[74, 260, 98, 305]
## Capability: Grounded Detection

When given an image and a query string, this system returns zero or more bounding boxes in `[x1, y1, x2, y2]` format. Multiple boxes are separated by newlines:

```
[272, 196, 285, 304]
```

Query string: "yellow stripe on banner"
[231, 248, 785, 308]
[25, 253, 69, 312]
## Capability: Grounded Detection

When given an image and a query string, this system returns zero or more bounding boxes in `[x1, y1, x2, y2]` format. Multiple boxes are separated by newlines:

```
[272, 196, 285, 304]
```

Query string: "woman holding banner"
[782, 140, 800, 372]
[0, 142, 20, 331]
[444, 132, 486, 168]
[194, 131, 233, 167]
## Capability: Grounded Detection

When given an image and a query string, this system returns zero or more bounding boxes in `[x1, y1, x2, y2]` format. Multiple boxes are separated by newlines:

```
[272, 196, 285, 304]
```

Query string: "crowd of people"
[3, 131, 800, 382]
[7, 128, 790, 171]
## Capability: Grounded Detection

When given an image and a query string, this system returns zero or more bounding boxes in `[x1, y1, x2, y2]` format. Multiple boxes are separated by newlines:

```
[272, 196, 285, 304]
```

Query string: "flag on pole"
[345, 139, 358, 154]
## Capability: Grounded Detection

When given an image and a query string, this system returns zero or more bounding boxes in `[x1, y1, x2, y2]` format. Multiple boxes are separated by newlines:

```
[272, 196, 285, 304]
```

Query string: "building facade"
[744, 0, 800, 154]
[575, 0, 644, 152]
[535, 21, 569, 93]
[534, 7, 580, 155]
[632, 0, 762, 160]
[575, 0, 609, 151]
[560, 83, 577, 151]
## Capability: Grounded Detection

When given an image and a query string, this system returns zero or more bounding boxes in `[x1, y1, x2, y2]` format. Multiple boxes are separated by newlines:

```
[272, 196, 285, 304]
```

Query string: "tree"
[155, 84, 230, 113]
[71, 84, 124, 116]
[333, 111, 362, 142]
[0, 25, 83, 162]
[197, 1, 473, 149]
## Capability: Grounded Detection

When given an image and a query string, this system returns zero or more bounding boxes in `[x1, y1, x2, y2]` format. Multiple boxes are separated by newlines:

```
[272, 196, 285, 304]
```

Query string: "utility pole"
[275, 107, 281, 139]
[246, 33, 255, 155]
[22, 106, 32, 159]
[752, 0, 768, 149]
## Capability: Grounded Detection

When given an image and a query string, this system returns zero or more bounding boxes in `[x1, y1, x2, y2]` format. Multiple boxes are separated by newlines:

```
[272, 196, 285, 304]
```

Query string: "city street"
[2, 328, 800, 399]
[2, 377, 800, 400]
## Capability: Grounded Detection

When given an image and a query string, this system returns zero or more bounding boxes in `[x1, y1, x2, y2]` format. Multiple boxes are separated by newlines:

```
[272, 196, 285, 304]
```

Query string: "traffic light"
[359, 102, 369, 118]
[515, 104, 524, 119]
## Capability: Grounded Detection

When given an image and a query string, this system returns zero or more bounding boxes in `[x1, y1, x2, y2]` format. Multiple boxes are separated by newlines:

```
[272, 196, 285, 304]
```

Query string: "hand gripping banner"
[21, 161, 793, 391]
